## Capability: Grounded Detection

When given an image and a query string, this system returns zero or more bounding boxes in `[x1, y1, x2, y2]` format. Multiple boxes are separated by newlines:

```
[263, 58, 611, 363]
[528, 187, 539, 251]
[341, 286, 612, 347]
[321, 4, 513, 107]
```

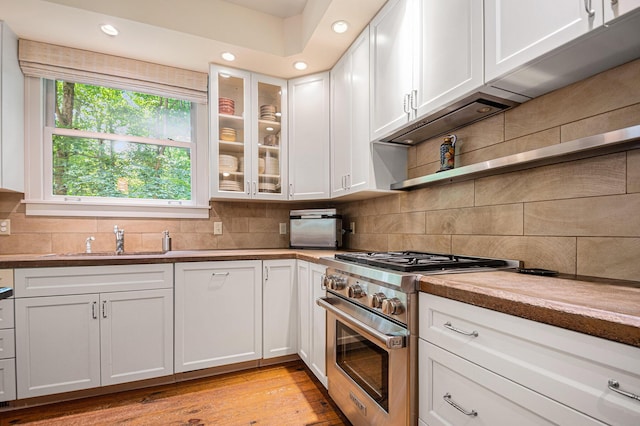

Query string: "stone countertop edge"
[0, 249, 343, 269]
[1, 250, 639, 348]
[419, 270, 640, 348]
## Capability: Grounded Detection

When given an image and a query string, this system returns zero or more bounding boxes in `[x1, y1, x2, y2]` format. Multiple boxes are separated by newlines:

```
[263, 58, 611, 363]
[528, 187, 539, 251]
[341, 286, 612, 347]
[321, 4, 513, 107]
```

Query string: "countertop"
[1, 250, 638, 348]
[420, 270, 640, 348]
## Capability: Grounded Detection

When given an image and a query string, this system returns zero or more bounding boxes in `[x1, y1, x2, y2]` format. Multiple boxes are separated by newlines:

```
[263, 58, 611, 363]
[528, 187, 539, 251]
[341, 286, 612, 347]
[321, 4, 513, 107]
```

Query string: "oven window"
[336, 322, 389, 412]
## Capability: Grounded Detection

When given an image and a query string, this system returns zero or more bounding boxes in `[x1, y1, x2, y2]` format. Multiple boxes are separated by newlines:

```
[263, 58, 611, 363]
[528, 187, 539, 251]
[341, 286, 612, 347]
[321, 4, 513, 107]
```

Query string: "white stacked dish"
[220, 179, 242, 191]
[220, 127, 237, 142]
[219, 154, 238, 172]
[258, 182, 278, 193]
[264, 157, 279, 175]
[260, 104, 277, 121]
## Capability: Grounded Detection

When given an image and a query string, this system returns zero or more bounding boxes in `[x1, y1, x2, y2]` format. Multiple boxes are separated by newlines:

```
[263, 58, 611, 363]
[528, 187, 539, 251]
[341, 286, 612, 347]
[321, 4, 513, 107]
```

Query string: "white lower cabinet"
[14, 264, 174, 399]
[297, 260, 327, 387]
[15, 289, 173, 398]
[419, 293, 640, 426]
[174, 261, 262, 373]
[0, 291, 16, 402]
[263, 259, 297, 359]
[420, 340, 604, 425]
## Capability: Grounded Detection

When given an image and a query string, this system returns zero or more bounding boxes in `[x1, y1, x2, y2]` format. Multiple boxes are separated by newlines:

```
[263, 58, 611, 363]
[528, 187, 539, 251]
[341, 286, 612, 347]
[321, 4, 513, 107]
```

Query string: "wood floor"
[1, 362, 350, 426]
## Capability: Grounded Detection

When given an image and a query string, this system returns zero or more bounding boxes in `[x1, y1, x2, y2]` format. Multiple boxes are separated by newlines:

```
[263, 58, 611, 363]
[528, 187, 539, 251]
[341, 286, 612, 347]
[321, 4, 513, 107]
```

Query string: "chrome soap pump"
[439, 134, 457, 171]
[162, 230, 171, 252]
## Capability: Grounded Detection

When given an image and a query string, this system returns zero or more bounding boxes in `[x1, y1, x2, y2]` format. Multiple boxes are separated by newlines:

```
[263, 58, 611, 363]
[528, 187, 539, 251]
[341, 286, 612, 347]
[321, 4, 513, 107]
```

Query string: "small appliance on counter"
[289, 208, 342, 249]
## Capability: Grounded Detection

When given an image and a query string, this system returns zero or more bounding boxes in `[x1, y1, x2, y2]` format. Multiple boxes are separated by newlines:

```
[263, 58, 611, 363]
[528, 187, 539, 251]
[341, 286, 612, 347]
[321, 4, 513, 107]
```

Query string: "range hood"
[380, 93, 520, 145]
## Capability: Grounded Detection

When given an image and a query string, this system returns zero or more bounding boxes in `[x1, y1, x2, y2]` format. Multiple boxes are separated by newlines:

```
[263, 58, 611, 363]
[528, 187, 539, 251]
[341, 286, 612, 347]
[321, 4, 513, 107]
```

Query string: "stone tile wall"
[1, 58, 638, 282]
[340, 58, 640, 282]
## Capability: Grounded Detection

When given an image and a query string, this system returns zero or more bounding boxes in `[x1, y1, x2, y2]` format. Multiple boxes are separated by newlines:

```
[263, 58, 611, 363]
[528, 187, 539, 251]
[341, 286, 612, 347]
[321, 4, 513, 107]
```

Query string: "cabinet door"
[369, 0, 414, 141]
[252, 73, 287, 200]
[15, 294, 100, 398]
[296, 260, 311, 365]
[288, 73, 330, 200]
[485, 0, 603, 82]
[100, 289, 173, 386]
[210, 65, 252, 199]
[174, 261, 262, 372]
[330, 50, 352, 198]
[348, 28, 372, 194]
[604, 0, 640, 23]
[413, 0, 483, 118]
[309, 262, 327, 388]
[263, 259, 297, 359]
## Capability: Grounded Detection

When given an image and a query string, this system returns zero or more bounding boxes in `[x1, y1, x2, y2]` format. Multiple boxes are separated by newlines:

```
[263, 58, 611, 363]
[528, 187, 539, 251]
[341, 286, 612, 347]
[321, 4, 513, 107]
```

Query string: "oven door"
[318, 295, 410, 426]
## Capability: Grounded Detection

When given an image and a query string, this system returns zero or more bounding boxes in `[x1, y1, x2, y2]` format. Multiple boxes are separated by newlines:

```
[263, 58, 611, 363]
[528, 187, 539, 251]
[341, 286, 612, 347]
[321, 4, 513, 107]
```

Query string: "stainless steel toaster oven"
[289, 209, 342, 249]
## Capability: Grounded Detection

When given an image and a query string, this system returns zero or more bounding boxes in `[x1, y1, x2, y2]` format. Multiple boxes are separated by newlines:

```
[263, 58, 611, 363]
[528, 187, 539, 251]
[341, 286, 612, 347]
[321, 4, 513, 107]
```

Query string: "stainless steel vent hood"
[380, 93, 520, 145]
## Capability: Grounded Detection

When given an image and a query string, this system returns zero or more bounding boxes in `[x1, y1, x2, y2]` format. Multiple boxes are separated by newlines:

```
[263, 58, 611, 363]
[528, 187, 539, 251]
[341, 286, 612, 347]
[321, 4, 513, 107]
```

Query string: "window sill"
[23, 200, 210, 219]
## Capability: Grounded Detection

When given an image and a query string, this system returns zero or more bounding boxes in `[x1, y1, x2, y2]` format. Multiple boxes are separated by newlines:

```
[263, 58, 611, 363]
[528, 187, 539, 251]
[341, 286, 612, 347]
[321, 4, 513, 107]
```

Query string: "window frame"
[23, 77, 210, 218]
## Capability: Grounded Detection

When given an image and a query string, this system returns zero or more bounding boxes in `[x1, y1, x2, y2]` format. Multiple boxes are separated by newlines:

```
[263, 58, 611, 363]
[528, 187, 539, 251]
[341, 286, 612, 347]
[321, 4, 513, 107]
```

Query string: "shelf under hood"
[391, 125, 640, 191]
[380, 93, 520, 145]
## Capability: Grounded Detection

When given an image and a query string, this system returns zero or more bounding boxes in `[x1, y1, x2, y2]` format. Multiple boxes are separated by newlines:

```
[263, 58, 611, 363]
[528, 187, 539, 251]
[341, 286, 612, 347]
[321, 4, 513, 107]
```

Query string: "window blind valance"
[18, 39, 208, 104]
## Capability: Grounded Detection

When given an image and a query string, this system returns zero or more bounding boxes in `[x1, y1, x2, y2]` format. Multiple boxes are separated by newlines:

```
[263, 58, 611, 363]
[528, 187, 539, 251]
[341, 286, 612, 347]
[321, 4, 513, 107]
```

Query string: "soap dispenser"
[162, 230, 172, 252]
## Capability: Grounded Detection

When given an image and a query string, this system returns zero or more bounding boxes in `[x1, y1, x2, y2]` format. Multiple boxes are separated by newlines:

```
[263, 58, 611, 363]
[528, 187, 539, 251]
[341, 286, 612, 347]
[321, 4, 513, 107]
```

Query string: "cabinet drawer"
[0, 329, 14, 359]
[420, 293, 640, 426]
[0, 358, 16, 402]
[0, 298, 14, 329]
[15, 264, 173, 297]
[419, 340, 604, 426]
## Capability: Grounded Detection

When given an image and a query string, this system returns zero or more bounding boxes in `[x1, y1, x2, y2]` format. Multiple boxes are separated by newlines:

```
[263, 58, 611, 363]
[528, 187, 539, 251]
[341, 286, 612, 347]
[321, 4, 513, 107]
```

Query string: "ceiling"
[0, 0, 387, 78]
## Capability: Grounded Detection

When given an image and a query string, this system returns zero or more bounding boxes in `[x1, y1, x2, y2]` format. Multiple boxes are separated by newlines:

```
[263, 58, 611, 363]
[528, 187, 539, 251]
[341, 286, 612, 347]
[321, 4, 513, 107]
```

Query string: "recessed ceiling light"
[266, 127, 274, 132]
[293, 61, 308, 71]
[221, 52, 236, 62]
[100, 24, 119, 37]
[332, 20, 349, 34]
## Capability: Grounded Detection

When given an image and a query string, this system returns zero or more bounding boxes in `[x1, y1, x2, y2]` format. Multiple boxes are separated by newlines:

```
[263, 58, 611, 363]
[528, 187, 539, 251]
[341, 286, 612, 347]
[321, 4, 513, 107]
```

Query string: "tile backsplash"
[341, 57, 640, 282]
[1, 57, 639, 282]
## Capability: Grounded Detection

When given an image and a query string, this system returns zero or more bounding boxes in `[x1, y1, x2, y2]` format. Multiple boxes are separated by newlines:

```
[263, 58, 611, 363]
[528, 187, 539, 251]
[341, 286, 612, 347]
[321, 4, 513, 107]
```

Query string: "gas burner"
[335, 251, 510, 272]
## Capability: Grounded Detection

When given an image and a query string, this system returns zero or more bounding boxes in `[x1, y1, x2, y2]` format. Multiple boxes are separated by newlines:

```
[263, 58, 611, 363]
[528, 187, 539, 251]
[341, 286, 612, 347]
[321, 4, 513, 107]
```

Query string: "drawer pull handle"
[608, 379, 640, 401]
[444, 321, 478, 337]
[211, 272, 230, 277]
[443, 393, 477, 417]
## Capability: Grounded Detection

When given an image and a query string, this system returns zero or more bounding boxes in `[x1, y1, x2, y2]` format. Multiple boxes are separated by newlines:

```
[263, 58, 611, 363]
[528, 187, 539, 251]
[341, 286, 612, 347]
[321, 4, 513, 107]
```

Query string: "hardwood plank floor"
[1, 362, 350, 426]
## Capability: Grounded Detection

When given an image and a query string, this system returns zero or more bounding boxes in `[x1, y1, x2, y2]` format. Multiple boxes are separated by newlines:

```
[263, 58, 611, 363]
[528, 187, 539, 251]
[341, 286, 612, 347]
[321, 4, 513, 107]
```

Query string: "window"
[20, 40, 210, 218]
[48, 80, 193, 201]
[24, 78, 210, 218]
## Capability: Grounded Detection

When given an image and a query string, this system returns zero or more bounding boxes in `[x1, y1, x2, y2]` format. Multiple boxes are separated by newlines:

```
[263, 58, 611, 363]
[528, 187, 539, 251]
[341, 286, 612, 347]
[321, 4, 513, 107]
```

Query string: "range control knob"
[381, 297, 405, 315]
[330, 276, 346, 290]
[370, 292, 387, 308]
[347, 284, 365, 298]
[322, 275, 334, 289]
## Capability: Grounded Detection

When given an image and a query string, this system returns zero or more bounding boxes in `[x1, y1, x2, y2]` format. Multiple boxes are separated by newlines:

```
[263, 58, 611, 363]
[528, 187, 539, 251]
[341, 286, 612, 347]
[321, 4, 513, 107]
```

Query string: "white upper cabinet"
[287, 72, 330, 200]
[210, 65, 288, 200]
[333, 27, 407, 198]
[485, 0, 604, 83]
[331, 29, 375, 198]
[369, 0, 484, 142]
[0, 22, 24, 193]
[413, 0, 483, 118]
[604, 0, 640, 23]
[369, 0, 414, 141]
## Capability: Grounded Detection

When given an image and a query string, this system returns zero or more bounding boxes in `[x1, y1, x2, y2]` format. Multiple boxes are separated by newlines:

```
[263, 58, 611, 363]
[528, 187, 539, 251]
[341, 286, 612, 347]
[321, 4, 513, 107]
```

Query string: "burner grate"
[335, 251, 508, 272]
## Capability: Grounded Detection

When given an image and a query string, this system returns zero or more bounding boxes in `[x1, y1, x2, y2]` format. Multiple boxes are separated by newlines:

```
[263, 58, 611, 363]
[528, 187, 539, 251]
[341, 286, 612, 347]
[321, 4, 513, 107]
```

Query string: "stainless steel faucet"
[113, 225, 125, 254]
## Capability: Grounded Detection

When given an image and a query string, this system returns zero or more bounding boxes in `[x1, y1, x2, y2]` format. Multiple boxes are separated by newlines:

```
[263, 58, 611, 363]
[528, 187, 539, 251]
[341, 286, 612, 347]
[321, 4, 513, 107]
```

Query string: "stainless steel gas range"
[317, 251, 520, 426]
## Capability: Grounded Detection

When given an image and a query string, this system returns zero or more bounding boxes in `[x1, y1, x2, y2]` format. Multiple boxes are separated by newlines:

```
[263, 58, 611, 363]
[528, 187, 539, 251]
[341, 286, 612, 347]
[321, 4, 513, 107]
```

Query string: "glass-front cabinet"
[210, 65, 287, 200]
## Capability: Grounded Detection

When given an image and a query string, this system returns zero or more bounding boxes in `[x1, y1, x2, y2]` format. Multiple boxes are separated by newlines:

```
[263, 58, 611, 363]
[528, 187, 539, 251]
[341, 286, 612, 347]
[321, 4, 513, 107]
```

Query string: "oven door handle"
[317, 297, 407, 349]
